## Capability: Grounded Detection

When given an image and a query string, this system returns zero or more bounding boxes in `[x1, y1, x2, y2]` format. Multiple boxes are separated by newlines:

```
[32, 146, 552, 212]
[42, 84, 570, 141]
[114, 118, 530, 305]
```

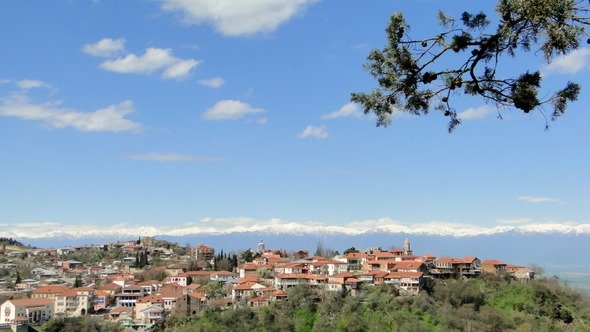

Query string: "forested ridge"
[156, 275, 590, 332]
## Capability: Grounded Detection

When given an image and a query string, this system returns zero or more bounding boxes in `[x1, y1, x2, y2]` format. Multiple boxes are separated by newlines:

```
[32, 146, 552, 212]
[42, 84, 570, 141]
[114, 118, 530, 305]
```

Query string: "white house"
[0, 298, 54, 326]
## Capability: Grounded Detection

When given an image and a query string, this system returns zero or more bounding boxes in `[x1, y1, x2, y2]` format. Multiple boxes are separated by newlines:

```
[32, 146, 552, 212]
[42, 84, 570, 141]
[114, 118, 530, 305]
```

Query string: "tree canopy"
[351, 0, 590, 132]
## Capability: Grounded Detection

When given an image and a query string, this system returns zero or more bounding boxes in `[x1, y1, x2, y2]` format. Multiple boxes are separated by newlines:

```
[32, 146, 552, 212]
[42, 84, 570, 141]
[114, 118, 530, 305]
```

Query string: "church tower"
[404, 238, 412, 255]
[257, 239, 265, 254]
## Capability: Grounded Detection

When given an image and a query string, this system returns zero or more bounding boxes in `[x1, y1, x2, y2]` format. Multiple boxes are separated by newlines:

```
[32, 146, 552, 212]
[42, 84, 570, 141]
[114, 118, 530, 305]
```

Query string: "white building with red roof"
[0, 298, 54, 326]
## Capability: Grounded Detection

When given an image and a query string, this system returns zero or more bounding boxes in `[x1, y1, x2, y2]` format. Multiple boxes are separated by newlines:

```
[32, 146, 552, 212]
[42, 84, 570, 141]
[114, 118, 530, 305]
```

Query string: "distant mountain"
[8, 220, 590, 245]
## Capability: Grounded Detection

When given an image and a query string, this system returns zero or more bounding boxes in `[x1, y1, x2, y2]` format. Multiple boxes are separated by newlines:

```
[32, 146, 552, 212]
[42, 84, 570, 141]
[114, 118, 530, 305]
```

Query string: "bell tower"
[404, 238, 412, 255]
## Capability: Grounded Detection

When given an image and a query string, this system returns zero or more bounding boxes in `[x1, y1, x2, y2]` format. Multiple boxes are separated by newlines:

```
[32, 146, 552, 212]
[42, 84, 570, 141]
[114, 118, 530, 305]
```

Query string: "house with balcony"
[339, 252, 373, 273]
[0, 298, 54, 326]
[138, 304, 165, 324]
[232, 282, 267, 301]
[193, 244, 215, 263]
[274, 262, 308, 275]
[506, 264, 535, 282]
[383, 271, 424, 294]
[210, 271, 239, 285]
[52, 287, 93, 317]
[168, 273, 190, 287]
[362, 260, 396, 273]
[391, 260, 428, 274]
[115, 285, 146, 308]
[481, 259, 507, 276]
[274, 274, 308, 290]
[313, 260, 348, 276]
[432, 257, 481, 278]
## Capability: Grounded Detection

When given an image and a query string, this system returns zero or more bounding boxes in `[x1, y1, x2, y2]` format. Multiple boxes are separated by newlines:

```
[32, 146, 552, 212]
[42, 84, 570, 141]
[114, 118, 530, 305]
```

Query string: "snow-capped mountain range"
[4, 218, 589, 291]
[3, 217, 590, 242]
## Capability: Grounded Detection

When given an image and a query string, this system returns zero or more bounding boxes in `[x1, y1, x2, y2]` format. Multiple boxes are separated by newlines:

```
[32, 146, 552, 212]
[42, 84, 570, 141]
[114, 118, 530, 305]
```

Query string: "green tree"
[351, 0, 589, 132]
[343, 246, 359, 255]
[204, 281, 224, 299]
[240, 249, 254, 263]
[73, 275, 83, 288]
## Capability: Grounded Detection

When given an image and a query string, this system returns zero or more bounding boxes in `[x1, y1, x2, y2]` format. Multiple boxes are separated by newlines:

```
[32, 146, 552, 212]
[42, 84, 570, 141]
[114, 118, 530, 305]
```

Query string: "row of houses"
[0, 238, 534, 329]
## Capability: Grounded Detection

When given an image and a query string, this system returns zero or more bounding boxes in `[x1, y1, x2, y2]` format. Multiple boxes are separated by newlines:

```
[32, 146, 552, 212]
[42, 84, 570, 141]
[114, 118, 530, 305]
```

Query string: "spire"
[404, 238, 412, 255]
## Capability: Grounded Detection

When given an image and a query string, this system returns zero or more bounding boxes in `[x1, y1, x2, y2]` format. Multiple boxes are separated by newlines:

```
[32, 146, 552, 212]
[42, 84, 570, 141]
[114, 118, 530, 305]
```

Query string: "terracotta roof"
[8, 298, 53, 307]
[481, 259, 506, 266]
[137, 295, 162, 303]
[186, 271, 215, 277]
[160, 284, 185, 293]
[233, 283, 256, 291]
[110, 306, 133, 315]
[332, 272, 354, 278]
[58, 290, 78, 297]
[158, 292, 183, 299]
[99, 283, 122, 291]
[185, 283, 203, 291]
[437, 257, 463, 263]
[393, 261, 424, 269]
[235, 275, 261, 284]
[31, 285, 69, 294]
[373, 252, 398, 259]
[249, 296, 267, 302]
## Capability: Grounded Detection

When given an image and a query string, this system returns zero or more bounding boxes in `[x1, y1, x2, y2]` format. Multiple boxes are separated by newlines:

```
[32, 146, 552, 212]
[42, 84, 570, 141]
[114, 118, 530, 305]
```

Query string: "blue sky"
[1, 0, 589, 239]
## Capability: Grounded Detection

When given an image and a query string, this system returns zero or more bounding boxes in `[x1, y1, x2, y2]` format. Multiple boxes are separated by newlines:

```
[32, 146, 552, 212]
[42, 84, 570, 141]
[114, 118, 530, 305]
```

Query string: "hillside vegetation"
[156, 275, 590, 332]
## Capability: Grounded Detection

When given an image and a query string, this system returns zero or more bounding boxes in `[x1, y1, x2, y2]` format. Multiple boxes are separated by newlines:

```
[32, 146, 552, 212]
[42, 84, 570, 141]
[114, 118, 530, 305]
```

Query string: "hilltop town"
[0, 236, 535, 331]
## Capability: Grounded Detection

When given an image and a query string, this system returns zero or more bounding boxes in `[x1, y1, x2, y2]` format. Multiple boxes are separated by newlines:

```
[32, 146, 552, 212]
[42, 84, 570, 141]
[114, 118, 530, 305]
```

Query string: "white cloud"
[457, 105, 495, 120]
[16, 79, 52, 90]
[100, 48, 201, 79]
[0, 94, 141, 132]
[518, 196, 564, 204]
[297, 125, 328, 139]
[202, 100, 264, 120]
[542, 48, 590, 75]
[161, 0, 319, 37]
[127, 153, 225, 162]
[83, 38, 126, 57]
[198, 77, 225, 88]
[162, 59, 201, 79]
[321, 102, 363, 119]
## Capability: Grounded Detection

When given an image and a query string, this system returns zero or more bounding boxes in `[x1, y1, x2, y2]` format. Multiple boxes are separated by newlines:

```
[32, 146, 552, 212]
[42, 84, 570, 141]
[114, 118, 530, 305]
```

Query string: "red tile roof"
[7, 298, 53, 307]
